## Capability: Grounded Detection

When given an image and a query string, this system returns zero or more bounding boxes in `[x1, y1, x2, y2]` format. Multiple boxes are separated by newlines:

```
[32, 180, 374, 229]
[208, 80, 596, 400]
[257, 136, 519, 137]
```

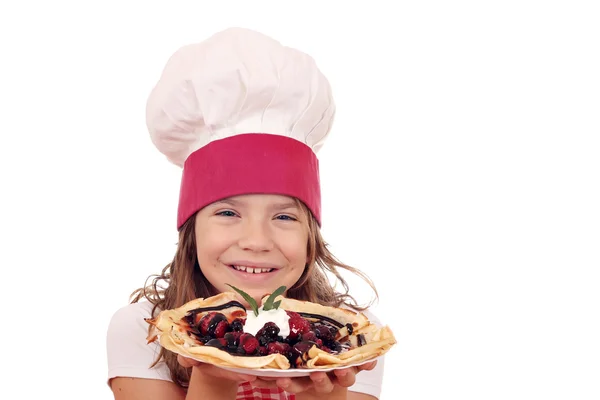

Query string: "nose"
[238, 219, 275, 252]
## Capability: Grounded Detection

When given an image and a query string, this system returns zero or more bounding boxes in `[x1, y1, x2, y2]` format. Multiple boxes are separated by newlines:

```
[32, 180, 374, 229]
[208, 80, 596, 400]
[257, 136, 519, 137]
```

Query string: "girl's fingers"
[309, 372, 335, 393]
[333, 367, 357, 387]
[251, 379, 279, 389]
[357, 361, 377, 372]
[276, 377, 313, 394]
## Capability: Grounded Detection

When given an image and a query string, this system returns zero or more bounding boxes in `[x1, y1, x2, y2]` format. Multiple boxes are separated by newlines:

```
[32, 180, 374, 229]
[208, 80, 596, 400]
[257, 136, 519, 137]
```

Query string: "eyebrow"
[213, 199, 241, 207]
[212, 199, 299, 211]
[270, 201, 299, 211]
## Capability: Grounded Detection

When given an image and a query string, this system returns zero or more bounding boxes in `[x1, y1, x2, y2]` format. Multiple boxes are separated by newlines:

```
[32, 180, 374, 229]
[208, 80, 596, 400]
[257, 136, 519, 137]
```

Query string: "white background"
[1, 1, 599, 399]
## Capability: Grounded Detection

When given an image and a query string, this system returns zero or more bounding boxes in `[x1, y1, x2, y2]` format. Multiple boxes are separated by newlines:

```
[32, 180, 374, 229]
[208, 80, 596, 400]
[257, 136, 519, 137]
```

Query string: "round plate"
[212, 356, 381, 378]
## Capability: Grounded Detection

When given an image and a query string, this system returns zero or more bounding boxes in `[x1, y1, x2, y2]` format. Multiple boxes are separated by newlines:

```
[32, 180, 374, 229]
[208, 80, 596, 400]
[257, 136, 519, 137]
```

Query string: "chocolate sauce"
[298, 312, 344, 328]
[186, 301, 246, 314]
[357, 334, 366, 347]
[345, 323, 354, 335]
[207, 313, 227, 335]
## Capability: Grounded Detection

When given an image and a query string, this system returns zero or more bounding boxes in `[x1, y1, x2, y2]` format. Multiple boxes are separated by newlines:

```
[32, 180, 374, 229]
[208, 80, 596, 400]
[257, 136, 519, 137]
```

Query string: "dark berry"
[224, 332, 241, 347]
[300, 332, 323, 347]
[314, 324, 333, 341]
[257, 334, 270, 347]
[240, 333, 260, 355]
[256, 322, 280, 346]
[291, 341, 314, 362]
[330, 341, 343, 353]
[258, 322, 280, 338]
[258, 346, 268, 356]
[195, 335, 212, 344]
[267, 341, 291, 357]
[231, 318, 245, 332]
[205, 338, 226, 349]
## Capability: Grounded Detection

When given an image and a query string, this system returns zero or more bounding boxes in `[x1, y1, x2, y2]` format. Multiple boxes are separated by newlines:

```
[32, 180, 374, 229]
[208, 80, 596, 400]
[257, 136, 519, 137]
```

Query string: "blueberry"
[205, 338, 225, 349]
[231, 319, 244, 332]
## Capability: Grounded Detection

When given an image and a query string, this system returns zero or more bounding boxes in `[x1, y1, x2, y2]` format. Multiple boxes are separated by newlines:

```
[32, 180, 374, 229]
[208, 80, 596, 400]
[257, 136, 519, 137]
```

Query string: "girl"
[106, 27, 386, 400]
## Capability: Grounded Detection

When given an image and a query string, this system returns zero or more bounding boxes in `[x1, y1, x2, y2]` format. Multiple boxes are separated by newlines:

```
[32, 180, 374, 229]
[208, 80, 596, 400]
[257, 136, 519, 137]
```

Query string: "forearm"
[296, 387, 348, 400]
[185, 367, 239, 400]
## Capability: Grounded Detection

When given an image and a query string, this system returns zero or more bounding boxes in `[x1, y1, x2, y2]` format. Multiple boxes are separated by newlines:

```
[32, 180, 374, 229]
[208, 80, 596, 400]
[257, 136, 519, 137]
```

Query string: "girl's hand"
[251, 360, 377, 395]
[178, 354, 257, 384]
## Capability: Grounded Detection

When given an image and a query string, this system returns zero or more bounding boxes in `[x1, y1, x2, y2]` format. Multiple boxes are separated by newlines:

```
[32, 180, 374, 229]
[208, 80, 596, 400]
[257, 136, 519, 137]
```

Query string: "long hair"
[130, 199, 378, 388]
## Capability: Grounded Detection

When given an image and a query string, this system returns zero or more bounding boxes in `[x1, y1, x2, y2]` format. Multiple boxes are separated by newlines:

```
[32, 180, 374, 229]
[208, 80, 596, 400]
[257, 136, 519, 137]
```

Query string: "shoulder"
[108, 301, 156, 334]
[106, 301, 173, 383]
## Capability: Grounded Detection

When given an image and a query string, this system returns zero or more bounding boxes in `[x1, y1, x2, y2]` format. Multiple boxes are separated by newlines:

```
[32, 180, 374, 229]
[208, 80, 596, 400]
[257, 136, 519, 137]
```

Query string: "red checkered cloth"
[236, 382, 295, 400]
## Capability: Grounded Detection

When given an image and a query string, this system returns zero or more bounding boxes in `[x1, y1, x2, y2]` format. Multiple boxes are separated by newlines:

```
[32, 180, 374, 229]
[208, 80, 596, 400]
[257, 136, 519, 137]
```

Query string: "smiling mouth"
[229, 265, 275, 274]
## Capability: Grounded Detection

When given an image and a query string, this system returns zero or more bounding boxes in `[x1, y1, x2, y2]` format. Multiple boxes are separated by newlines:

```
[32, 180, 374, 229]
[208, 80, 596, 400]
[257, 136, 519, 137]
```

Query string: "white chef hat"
[145, 27, 335, 229]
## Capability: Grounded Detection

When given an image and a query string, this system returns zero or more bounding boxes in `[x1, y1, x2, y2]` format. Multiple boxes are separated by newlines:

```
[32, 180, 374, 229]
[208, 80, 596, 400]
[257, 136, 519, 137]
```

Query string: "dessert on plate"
[146, 285, 396, 370]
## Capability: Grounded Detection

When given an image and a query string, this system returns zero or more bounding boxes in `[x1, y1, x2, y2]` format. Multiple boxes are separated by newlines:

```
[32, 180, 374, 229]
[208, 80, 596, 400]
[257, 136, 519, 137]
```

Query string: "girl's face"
[195, 194, 309, 305]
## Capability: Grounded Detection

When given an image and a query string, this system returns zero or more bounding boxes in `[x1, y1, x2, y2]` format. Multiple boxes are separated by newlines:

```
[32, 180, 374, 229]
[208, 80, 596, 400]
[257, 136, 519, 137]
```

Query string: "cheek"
[195, 233, 229, 263]
[280, 233, 309, 265]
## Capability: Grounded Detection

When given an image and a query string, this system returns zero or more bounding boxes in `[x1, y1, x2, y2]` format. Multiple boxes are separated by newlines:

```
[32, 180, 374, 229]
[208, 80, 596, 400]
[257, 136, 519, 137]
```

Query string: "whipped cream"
[244, 306, 290, 338]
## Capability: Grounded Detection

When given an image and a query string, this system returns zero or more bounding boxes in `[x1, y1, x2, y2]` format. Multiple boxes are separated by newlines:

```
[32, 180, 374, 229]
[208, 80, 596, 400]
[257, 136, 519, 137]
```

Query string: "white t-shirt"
[106, 301, 385, 399]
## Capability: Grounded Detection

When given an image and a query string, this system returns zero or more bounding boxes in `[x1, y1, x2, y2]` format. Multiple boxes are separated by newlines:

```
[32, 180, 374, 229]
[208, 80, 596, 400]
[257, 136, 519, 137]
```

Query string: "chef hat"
[146, 27, 335, 229]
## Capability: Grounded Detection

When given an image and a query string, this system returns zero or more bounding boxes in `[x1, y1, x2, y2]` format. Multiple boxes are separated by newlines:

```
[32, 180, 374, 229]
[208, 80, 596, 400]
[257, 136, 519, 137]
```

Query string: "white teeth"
[232, 265, 273, 274]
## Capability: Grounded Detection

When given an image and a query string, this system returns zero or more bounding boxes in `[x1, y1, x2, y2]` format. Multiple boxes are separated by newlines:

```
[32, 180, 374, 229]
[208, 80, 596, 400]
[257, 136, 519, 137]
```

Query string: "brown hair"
[130, 199, 378, 388]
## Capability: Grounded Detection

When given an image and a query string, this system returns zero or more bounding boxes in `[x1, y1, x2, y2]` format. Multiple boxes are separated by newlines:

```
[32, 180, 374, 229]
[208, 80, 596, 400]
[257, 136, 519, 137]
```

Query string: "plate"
[211, 356, 382, 378]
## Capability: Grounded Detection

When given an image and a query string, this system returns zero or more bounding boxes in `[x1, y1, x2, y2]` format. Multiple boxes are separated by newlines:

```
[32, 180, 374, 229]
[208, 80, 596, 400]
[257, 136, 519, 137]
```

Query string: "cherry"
[198, 312, 228, 337]
[240, 333, 260, 355]
[213, 320, 230, 338]
[286, 311, 311, 341]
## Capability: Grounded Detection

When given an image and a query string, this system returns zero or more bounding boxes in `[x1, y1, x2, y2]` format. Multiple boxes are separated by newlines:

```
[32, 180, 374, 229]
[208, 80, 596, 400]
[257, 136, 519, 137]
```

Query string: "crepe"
[145, 291, 396, 370]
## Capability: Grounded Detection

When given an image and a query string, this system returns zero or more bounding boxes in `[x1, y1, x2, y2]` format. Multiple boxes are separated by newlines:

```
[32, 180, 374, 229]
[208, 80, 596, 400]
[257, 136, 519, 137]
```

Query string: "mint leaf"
[262, 286, 286, 311]
[226, 284, 259, 317]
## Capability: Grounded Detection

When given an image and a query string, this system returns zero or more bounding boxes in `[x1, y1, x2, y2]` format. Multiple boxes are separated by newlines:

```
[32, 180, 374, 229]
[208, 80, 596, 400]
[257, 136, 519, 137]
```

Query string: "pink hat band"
[177, 133, 321, 229]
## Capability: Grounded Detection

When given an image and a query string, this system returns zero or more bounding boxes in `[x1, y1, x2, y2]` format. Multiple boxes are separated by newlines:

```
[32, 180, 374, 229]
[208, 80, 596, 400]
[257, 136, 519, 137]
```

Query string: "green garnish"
[226, 284, 259, 317]
[262, 286, 286, 311]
